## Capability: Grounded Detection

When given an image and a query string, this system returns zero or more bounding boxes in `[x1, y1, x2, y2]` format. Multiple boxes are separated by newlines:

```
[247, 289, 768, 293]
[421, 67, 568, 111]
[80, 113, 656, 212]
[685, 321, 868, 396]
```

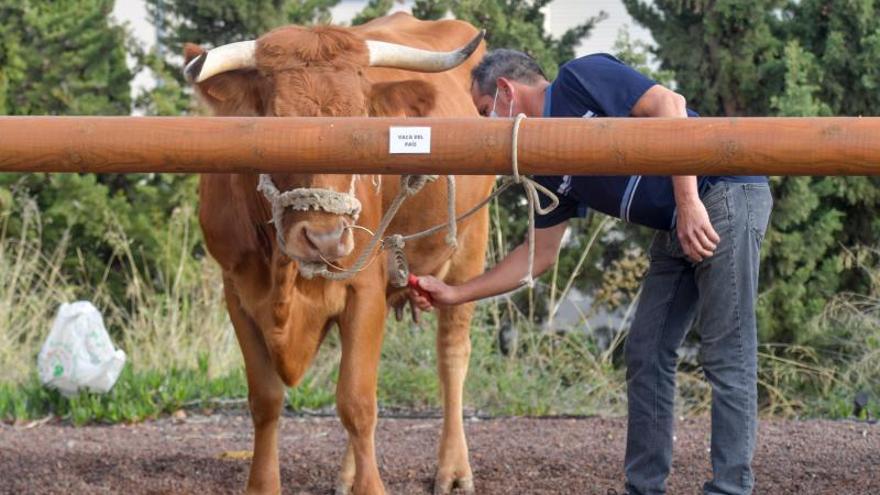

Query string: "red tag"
[407, 274, 433, 304]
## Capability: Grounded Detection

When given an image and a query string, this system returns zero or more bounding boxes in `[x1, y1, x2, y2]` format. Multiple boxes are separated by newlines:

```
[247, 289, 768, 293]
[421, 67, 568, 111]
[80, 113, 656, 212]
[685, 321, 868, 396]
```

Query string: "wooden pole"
[1, 116, 879, 175]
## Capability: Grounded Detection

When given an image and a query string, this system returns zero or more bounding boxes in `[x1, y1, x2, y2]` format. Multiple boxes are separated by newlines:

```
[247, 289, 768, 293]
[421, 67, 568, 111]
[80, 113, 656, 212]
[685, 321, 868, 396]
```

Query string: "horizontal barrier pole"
[1, 116, 879, 175]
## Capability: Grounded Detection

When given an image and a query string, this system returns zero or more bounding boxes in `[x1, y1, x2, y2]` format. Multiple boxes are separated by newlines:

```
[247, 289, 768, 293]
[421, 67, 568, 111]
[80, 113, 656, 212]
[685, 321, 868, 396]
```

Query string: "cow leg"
[336, 290, 387, 495]
[434, 301, 476, 494]
[224, 279, 286, 495]
[434, 231, 488, 495]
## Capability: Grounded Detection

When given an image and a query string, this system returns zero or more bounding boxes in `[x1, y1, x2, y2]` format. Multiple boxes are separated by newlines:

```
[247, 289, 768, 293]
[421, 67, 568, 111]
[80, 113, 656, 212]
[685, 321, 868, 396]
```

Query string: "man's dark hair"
[470, 49, 547, 96]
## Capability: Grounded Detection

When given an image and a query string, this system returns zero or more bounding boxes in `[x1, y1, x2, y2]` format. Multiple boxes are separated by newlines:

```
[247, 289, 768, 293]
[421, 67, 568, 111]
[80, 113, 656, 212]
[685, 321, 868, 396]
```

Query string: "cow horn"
[184, 40, 257, 83]
[365, 30, 485, 72]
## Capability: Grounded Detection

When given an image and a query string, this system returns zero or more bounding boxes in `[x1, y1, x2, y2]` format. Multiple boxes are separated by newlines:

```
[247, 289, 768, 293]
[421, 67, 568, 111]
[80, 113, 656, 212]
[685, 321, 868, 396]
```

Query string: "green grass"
[1, 203, 878, 424]
[377, 314, 629, 416]
[0, 358, 248, 425]
[3, 307, 878, 424]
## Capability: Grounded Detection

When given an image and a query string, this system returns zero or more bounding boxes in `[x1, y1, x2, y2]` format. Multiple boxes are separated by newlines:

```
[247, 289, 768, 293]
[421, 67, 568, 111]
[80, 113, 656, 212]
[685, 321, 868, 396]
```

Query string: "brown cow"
[184, 13, 493, 495]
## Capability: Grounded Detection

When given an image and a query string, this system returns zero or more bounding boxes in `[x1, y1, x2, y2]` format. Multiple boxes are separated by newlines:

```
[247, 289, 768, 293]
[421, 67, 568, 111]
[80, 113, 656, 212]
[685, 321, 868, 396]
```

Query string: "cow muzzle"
[287, 218, 354, 262]
[257, 174, 362, 265]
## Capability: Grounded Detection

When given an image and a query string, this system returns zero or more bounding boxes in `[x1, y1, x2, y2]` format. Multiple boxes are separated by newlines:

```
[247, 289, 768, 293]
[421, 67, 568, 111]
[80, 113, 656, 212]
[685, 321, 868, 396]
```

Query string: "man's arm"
[632, 85, 720, 262]
[410, 221, 568, 310]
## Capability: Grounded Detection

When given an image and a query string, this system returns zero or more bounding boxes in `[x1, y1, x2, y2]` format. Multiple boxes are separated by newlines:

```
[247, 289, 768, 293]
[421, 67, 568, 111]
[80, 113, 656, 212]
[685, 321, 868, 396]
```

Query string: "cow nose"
[289, 220, 354, 261]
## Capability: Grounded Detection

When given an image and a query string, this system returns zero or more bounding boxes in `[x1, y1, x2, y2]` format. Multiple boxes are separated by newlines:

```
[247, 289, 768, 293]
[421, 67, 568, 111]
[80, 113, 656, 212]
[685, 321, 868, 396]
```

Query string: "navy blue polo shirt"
[533, 53, 766, 230]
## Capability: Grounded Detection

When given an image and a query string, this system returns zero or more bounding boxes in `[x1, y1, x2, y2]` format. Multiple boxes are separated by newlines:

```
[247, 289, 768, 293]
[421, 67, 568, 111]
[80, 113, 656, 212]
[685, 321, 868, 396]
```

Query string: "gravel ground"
[1, 414, 877, 494]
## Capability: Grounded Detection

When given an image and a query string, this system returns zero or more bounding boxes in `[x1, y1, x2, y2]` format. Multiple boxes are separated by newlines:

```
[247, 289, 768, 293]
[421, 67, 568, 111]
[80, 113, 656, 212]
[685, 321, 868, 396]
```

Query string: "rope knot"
[401, 174, 438, 195]
[385, 234, 410, 288]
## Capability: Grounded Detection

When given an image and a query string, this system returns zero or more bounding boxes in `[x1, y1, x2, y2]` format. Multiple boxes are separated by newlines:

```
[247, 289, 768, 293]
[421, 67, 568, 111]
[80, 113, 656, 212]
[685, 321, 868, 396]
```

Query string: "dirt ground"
[1, 413, 877, 494]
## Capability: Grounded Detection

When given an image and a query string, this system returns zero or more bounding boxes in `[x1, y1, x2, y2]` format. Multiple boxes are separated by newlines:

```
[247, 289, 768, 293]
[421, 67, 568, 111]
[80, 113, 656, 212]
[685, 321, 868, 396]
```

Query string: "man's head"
[470, 49, 547, 117]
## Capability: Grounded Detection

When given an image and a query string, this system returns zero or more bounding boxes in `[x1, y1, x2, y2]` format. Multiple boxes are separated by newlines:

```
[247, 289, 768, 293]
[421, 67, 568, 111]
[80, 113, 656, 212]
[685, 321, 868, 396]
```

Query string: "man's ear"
[183, 42, 266, 116]
[495, 77, 513, 98]
[369, 79, 437, 117]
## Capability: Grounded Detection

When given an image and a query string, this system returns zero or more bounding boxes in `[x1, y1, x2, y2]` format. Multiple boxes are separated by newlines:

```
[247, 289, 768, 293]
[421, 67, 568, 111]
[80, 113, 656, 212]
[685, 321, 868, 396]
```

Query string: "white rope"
[510, 113, 559, 287]
[445, 175, 457, 247]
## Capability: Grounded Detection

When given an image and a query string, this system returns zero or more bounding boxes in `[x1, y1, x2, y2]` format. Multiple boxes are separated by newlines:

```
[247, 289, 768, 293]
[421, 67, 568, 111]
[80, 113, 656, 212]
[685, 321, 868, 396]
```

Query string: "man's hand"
[676, 197, 720, 262]
[407, 222, 568, 312]
[632, 85, 720, 263]
[408, 276, 461, 311]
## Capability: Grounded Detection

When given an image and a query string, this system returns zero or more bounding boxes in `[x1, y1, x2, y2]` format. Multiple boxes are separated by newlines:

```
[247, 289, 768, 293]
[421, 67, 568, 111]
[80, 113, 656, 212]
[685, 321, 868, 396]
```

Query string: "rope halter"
[254, 114, 559, 289]
[257, 174, 362, 267]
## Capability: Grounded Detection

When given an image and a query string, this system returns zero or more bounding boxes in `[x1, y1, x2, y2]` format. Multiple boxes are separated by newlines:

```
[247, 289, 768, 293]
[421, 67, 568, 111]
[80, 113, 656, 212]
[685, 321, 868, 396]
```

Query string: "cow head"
[184, 26, 482, 264]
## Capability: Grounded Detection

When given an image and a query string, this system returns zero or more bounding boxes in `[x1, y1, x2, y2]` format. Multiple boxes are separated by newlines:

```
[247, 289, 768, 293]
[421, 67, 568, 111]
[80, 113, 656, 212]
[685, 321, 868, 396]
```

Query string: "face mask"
[489, 87, 514, 118]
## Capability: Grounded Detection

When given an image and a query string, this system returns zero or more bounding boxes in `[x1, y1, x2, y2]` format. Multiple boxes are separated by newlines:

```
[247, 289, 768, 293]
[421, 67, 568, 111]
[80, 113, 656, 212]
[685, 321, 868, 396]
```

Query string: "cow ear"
[183, 42, 266, 116]
[195, 70, 266, 116]
[183, 43, 205, 65]
[368, 79, 436, 117]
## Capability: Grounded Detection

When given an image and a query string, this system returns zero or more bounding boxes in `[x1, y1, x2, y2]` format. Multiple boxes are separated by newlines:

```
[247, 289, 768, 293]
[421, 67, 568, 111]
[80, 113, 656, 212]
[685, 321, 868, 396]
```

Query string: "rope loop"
[511, 113, 527, 184]
[507, 114, 560, 287]
[445, 175, 458, 247]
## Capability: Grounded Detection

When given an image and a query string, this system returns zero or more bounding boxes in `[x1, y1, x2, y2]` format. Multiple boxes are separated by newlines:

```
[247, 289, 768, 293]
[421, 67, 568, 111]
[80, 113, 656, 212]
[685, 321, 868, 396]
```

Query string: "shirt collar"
[542, 82, 553, 117]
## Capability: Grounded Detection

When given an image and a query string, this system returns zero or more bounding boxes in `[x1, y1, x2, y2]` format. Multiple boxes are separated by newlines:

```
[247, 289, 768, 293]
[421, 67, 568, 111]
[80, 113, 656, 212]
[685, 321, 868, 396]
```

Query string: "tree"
[0, 0, 157, 300]
[762, 1, 880, 342]
[146, 0, 338, 56]
[351, 0, 394, 26]
[0, 0, 131, 116]
[414, 0, 607, 79]
[612, 26, 675, 87]
[622, 0, 880, 343]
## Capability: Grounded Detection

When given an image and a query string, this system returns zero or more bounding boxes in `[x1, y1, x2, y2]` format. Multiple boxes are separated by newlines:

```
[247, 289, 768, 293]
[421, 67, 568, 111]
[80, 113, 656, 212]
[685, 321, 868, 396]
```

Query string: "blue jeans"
[624, 182, 773, 495]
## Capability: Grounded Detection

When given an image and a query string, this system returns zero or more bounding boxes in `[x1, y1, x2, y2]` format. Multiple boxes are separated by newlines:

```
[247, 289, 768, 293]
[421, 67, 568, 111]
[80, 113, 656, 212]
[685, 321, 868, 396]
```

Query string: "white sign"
[389, 126, 431, 154]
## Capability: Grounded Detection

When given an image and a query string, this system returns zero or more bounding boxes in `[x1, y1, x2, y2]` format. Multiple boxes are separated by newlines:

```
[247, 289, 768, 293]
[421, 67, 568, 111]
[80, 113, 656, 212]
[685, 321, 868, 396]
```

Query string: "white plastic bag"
[37, 301, 127, 397]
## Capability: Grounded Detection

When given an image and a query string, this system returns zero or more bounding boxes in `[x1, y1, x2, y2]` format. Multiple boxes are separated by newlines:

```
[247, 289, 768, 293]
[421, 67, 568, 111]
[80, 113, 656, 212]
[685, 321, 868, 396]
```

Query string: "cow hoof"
[433, 475, 474, 495]
[334, 481, 353, 495]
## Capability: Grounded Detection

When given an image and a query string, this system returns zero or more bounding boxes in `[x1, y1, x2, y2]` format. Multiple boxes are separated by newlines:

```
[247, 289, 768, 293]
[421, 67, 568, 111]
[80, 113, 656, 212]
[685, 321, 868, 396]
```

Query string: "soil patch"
[1, 415, 877, 494]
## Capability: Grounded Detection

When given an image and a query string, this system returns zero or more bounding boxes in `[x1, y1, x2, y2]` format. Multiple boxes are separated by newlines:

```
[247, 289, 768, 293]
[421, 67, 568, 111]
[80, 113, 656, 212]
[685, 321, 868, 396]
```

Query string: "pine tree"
[762, 1, 880, 342]
[0, 0, 151, 299]
[623, 0, 880, 343]
[146, 0, 338, 56]
[351, 0, 394, 26]
[623, 0, 786, 116]
[414, 0, 606, 79]
[0, 0, 131, 116]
